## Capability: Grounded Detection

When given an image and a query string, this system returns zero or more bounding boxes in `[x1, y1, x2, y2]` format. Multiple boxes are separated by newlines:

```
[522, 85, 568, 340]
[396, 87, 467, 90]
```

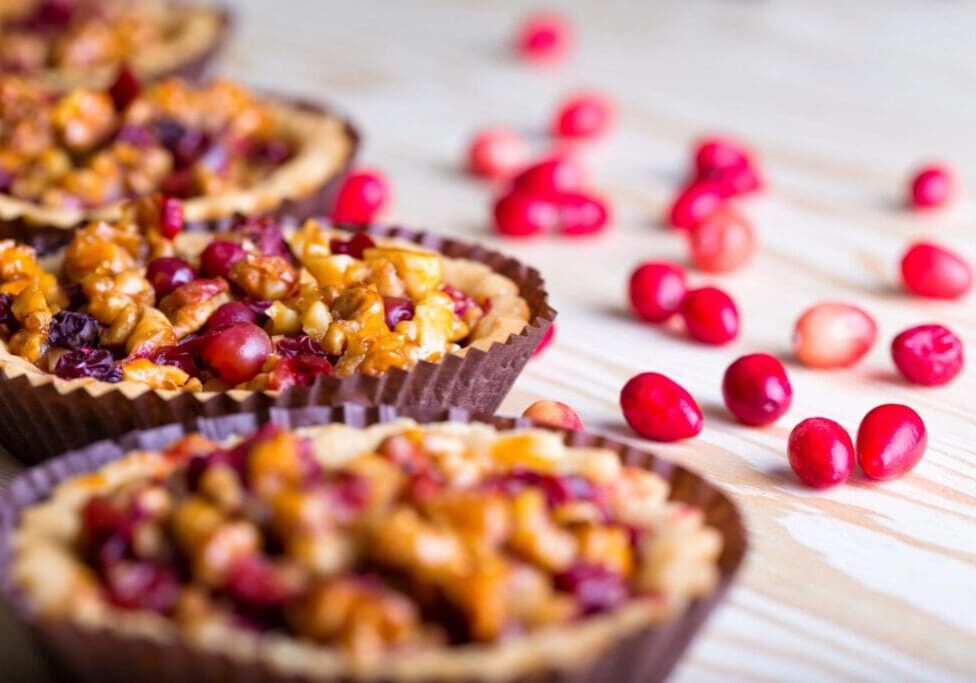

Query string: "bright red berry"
[891, 324, 963, 387]
[722, 354, 792, 426]
[856, 404, 927, 480]
[788, 417, 855, 488]
[667, 180, 728, 230]
[200, 240, 246, 279]
[694, 136, 750, 177]
[332, 169, 389, 223]
[198, 323, 272, 385]
[108, 65, 141, 111]
[206, 302, 258, 330]
[146, 257, 195, 298]
[620, 372, 703, 442]
[512, 156, 585, 195]
[557, 192, 609, 236]
[158, 196, 183, 239]
[908, 164, 955, 209]
[493, 190, 557, 237]
[900, 241, 972, 300]
[515, 12, 572, 63]
[687, 208, 756, 273]
[468, 127, 530, 180]
[680, 286, 740, 345]
[793, 302, 877, 369]
[628, 262, 687, 323]
[552, 92, 614, 140]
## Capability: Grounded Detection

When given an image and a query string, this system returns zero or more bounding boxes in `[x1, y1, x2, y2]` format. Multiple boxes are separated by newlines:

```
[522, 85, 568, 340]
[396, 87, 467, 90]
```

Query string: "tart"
[0, 74, 357, 251]
[2, 414, 739, 682]
[0, 0, 229, 89]
[0, 202, 553, 462]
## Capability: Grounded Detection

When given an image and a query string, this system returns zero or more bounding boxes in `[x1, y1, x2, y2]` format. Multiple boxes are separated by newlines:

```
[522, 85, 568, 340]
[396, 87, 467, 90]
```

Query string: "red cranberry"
[557, 192, 610, 236]
[207, 301, 257, 330]
[32, 0, 74, 29]
[81, 497, 130, 546]
[54, 349, 122, 383]
[511, 156, 585, 195]
[552, 92, 614, 140]
[856, 404, 927, 480]
[711, 163, 763, 195]
[628, 261, 687, 323]
[891, 324, 963, 386]
[108, 66, 141, 111]
[680, 286, 740, 345]
[48, 310, 99, 350]
[554, 562, 628, 615]
[908, 164, 955, 209]
[267, 354, 334, 391]
[533, 324, 555, 357]
[515, 11, 572, 63]
[331, 169, 389, 223]
[722, 354, 792, 426]
[668, 180, 728, 230]
[383, 296, 415, 329]
[200, 240, 246, 278]
[620, 372, 703, 442]
[468, 127, 530, 180]
[900, 241, 972, 300]
[146, 257, 196, 298]
[158, 196, 184, 239]
[198, 323, 272, 385]
[329, 232, 376, 259]
[694, 136, 751, 177]
[105, 561, 180, 613]
[787, 417, 855, 488]
[276, 335, 329, 359]
[227, 556, 292, 608]
[235, 214, 287, 258]
[442, 284, 477, 317]
[687, 208, 756, 273]
[793, 302, 877, 369]
[493, 190, 557, 237]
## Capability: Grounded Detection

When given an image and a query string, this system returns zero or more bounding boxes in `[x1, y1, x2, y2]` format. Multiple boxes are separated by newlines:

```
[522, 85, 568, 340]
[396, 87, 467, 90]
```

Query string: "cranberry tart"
[3, 416, 738, 682]
[0, 74, 356, 250]
[0, 0, 228, 88]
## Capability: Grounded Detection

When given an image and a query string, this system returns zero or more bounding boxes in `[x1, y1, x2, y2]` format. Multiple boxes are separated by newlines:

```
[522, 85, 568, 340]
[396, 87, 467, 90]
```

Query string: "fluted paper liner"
[0, 225, 555, 464]
[0, 405, 747, 683]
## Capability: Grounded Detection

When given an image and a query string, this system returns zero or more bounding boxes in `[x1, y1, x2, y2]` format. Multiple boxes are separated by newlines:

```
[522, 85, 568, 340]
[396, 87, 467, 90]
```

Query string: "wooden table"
[2, 1, 974, 680]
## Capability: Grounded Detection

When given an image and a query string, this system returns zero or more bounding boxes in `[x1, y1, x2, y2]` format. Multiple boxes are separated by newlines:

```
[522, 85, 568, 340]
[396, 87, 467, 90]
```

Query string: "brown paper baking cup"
[0, 224, 555, 464]
[0, 405, 748, 683]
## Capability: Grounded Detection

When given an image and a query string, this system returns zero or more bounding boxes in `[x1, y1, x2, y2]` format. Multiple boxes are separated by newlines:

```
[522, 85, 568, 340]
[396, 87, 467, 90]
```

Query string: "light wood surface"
[2, 1, 975, 681]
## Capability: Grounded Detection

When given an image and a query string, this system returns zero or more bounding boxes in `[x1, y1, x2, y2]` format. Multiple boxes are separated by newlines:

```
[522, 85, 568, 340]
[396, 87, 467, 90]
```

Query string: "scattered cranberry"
[680, 286, 740, 345]
[47, 311, 99, 350]
[694, 137, 751, 178]
[620, 372, 703, 442]
[331, 169, 389, 224]
[793, 302, 877, 369]
[468, 127, 530, 180]
[554, 562, 628, 615]
[54, 349, 122, 383]
[276, 335, 330, 359]
[108, 66, 141, 111]
[722, 354, 792, 426]
[900, 241, 972, 300]
[198, 323, 272, 385]
[908, 164, 955, 209]
[667, 180, 728, 230]
[157, 196, 184, 239]
[493, 190, 557, 237]
[533, 324, 555, 357]
[267, 354, 334, 391]
[891, 324, 963, 387]
[515, 11, 572, 63]
[787, 417, 855, 488]
[329, 232, 376, 259]
[687, 208, 756, 273]
[628, 261, 687, 323]
[856, 404, 927, 480]
[383, 296, 415, 330]
[207, 301, 257, 330]
[557, 192, 610, 236]
[146, 257, 196, 298]
[200, 240, 246, 278]
[522, 400, 583, 430]
[552, 92, 614, 140]
[512, 156, 585, 195]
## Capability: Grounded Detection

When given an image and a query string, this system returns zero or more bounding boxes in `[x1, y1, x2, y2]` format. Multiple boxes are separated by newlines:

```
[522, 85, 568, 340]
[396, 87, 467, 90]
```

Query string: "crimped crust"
[11, 420, 722, 681]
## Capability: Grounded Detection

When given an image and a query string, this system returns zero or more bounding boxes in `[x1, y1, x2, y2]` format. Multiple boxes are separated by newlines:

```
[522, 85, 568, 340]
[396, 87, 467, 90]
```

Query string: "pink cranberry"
[694, 136, 751, 178]
[856, 404, 927, 480]
[493, 190, 557, 237]
[512, 156, 585, 195]
[620, 372, 703, 442]
[687, 208, 756, 273]
[515, 11, 572, 63]
[200, 240, 246, 278]
[891, 324, 963, 387]
[146, 257, 196, 298]
[207, 301, 257, 330]
[329, 232, 376, 259]
[900, 241, 972, 300]
[533, 324, 555, 357]
[908, 164, 955, 209]
[680, 286, 740, 345]
[331, 169, 390, 223]
[722, 354, 792, 426]
[158, 196, 184, 239]
[793, 302, 877, 369]
[551, 92, 614, 140]
[557, 192, 610, 236]
[788, 417, 855, 488]
[468, 127, 530, 180]
[628, 261, 687, 323]
[667, 181, 728, 230]
[198, 323, 272, 385]
[108, 65, 141, 111]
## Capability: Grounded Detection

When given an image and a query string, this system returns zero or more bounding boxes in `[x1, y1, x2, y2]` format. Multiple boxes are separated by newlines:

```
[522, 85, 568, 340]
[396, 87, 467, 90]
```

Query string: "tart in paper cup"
[0, 405, 747, 683]
[0, 223, 555, 464]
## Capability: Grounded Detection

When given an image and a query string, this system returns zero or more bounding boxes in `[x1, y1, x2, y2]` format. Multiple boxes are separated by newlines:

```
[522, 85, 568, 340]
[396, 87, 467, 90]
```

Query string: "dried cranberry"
[442, 285, 477, 317]
[158, 196, 184, 239]
[555, 563, 628, 614]
[48, 310, 100, 350]
[105, 561, 180, 613]
[383, 296, 415, 330]
[234, 214, 288, 258]
[266, 354, 334, 390]
[146, 257, 196, 299]
[200, 240, 246, 278]
[54, 349, 122, 383]
[226, 556, 292, 608]
[329, 232, 376, 259]
[891, 324, 964, 387]
[108, 66, 141, 111]
[198, 323, 272, 385]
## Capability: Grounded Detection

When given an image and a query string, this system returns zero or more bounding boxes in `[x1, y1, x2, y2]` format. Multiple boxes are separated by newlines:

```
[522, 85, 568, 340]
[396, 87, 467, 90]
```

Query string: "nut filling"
[0, 197, 530, 391]
[12, 421, 722, 674]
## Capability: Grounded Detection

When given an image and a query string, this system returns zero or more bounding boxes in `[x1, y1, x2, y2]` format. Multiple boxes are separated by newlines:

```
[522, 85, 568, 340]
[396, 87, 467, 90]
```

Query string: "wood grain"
[1, 1, 974, 681]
